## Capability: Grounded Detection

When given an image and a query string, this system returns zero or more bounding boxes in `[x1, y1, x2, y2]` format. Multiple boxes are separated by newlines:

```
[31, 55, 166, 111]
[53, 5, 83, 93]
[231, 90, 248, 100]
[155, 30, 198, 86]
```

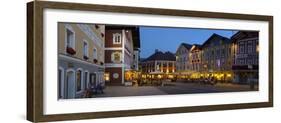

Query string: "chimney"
[155, 49, 159, 53]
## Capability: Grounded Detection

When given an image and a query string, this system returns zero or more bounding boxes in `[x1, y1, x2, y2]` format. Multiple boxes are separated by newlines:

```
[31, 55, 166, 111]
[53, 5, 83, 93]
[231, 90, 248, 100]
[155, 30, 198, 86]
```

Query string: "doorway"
[90, 73, 97, 86]
[66, 70, 75, 99]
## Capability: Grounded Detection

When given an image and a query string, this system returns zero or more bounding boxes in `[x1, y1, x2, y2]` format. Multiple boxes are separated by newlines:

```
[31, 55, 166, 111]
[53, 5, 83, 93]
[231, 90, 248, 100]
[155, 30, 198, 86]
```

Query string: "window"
[239, 42, 244, 54]
[113, 33, 122, 44]
[248, 41, 253, 53]
[99, 53, 103, 64]
[248, 59, 252, 65]
[93, 48, 97, 59]
[104, 73, 110, 81]
[240, 59, 245, 65]
[236, 59, 239, 65]
[156, 62, 160, 71]
[255, 58, 259, 64]
[216, 49, 220, 58]
[76, 70, 82, 92]
[111, 52, 121, 63]
[83, 41, 89, 57]
[221, 49, 225, 58]
[66, 28, 75, 48]
[84, 71, 89, 89]
[256, 40, 259, 53]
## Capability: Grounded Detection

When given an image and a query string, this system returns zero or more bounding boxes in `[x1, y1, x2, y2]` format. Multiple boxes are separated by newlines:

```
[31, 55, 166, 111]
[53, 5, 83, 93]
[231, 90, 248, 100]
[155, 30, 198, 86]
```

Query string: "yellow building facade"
[58, 23, 105, 99]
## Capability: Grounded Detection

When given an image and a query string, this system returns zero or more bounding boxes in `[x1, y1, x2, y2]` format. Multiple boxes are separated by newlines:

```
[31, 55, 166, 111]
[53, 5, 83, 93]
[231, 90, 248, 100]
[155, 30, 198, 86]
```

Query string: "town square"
[57, 23, 259, 99]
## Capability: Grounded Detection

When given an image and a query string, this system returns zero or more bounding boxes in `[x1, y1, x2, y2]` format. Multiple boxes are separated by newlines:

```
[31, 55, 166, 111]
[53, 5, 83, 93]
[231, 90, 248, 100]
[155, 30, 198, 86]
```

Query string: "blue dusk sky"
[139, 26, 237, 58]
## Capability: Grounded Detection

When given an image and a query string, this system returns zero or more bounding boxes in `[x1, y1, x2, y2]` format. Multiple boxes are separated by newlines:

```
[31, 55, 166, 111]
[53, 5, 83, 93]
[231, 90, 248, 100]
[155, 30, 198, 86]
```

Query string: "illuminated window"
[104, 73, 110, 81]
[239, 42, 244, 54]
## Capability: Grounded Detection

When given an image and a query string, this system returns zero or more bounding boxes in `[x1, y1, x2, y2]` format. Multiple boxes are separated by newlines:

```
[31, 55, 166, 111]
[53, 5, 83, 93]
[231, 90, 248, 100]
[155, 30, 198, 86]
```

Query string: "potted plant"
[95, 25, 99, 29]
[93, 59, 98, 63]
[66, 47, 76, 55]
[83, 55, 89, 60]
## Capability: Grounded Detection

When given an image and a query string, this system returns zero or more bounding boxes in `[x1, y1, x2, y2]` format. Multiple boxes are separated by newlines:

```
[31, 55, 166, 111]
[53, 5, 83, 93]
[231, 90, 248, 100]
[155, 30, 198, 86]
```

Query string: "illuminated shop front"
[124, 70, 140, 83]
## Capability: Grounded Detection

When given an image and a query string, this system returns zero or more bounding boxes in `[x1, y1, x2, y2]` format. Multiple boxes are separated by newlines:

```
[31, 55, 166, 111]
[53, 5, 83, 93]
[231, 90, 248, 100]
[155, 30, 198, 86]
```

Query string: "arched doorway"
[66, 69, 75, 99]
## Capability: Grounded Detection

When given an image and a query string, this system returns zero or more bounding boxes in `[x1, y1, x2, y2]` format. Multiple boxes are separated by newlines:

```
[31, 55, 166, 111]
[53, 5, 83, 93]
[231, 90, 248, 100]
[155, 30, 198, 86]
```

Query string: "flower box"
[83, 55, 89, 60]
[95, 25, 99, 29]
[93, 59, 98, 63]
[66, 47, 76, 55]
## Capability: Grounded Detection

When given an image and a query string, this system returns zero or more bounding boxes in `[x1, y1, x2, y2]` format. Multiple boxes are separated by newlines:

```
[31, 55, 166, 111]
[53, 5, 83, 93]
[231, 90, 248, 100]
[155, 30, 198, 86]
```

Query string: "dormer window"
[113, 33, 122, 44]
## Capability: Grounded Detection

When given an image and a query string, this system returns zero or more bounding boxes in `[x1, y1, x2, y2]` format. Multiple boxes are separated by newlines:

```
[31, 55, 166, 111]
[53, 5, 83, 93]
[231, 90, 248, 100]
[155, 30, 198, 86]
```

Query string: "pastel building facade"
[58, 23, 105, 99]
[201, 34, 234, 81]
[175, 43, 192, 74]
[189, 44, 203, 72]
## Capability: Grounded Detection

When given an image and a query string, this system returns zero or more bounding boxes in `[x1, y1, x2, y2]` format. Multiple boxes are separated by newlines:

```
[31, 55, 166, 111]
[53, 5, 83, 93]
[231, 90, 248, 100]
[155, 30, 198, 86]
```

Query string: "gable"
[176, 45, 188, 55]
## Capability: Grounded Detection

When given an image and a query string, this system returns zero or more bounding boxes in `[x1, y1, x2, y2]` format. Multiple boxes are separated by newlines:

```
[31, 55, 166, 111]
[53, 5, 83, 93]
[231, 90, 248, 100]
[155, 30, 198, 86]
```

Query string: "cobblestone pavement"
[92, 82, 257, 98]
